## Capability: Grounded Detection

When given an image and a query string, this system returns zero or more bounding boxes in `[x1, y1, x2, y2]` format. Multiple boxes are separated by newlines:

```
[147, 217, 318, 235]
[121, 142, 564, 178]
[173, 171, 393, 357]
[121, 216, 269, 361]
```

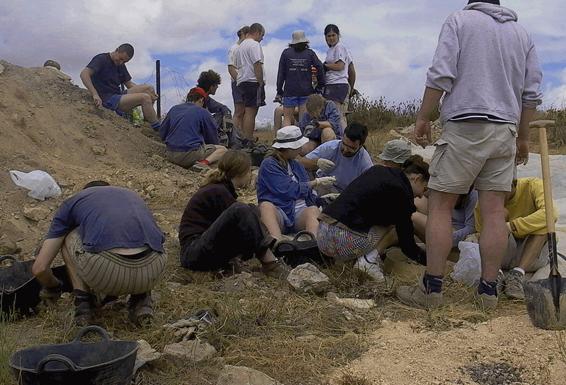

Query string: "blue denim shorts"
[102, 94, 123, 112]
[282, 96, 308, 108]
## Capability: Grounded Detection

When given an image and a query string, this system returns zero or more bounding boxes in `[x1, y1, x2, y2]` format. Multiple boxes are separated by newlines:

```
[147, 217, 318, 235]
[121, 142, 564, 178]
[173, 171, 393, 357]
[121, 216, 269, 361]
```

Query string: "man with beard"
[300, 122, 372, 195]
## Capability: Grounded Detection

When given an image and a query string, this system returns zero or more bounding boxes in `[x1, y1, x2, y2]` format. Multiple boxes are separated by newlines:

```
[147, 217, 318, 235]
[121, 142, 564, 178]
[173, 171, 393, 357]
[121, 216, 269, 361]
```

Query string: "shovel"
[523, 119, 566, 330]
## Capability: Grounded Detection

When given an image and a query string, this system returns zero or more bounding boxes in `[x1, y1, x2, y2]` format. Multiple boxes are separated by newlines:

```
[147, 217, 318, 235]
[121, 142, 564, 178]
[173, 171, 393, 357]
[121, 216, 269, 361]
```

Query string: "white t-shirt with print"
[235, 38, 264, 85]
[324, 41, 352, 85]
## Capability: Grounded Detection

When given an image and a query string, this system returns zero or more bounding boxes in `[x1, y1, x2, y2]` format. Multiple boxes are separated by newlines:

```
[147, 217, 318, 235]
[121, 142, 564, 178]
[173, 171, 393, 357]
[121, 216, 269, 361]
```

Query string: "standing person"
[80, 44, 160, 130]
[257, 126, 333, 240]
[322, 25, 356, 129]
[32, 181, 166, 326]
[397, 0, 543, 310]
[275, 30, 325, 127]
[235, 23, 266, 140]
[179, 150, 288, 277]
[228, 26, 250, 134]
[317, 157, 429, 281]
[159, 87, 227, 171]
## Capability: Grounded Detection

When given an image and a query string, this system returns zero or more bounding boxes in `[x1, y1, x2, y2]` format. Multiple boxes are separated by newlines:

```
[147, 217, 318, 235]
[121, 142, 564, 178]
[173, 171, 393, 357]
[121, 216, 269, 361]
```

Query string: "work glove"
[321, 193, 340, 202]
[317, 158, 336, 173]
[39, 278, 63, 306]
[314, 176, 336, 187]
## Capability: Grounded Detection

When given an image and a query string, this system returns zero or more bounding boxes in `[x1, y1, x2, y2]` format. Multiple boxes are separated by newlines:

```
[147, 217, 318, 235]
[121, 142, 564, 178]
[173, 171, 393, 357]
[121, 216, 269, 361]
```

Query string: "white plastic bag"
[9, 170, 62, 201]
[451, 241, 482, 286]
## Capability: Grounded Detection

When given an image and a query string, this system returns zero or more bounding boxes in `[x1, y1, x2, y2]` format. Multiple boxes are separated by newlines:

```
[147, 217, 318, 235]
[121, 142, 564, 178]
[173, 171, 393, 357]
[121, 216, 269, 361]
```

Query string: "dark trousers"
[180, 202, 275, 271]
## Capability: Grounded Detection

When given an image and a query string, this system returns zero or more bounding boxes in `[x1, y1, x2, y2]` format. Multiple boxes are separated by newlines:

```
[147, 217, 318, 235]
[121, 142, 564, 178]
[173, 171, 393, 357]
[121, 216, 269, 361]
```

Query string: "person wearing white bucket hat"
[257, 126, 335, 239]
[276, 30, 325, 127]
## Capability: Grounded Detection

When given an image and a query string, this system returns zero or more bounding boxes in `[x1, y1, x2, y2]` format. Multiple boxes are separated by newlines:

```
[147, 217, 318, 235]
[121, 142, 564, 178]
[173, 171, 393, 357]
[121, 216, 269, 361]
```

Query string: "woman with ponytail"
[317, 155, 430, 281]
[178, 150, 287, 277]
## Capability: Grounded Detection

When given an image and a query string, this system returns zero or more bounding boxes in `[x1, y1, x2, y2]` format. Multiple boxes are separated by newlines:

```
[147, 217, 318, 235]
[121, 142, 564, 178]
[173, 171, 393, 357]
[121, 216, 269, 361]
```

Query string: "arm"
[80, 68, 102, 107]
[321, 103, 342, 134]
[324, 60, 345, 71]
[207, 97, 232, 117]
[228, 65, 238, 82]
[32, 237, 65, 288]
[299, 157, 319, 171]
[276, 51, 286, 96]
[452, 192, 478, 247]
[313, 52, 326, 91]
[254, 62, 264, 85]
[259, 159, 312, 201]
[124, 80, 136, 88]
[347, 62, 356, 91]
[415, 87, 444, 147]
[511, 179, 558, 238]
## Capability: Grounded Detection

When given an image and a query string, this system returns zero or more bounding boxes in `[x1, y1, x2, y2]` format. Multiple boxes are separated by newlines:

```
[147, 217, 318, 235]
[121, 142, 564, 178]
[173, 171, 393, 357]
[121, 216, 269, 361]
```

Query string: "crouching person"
[32, 181, 167, 326]
[298, 94, 344, 155]
[317, 156, 430, 281]
[179, 150, 288, 278]
[257, 126, 332, 240]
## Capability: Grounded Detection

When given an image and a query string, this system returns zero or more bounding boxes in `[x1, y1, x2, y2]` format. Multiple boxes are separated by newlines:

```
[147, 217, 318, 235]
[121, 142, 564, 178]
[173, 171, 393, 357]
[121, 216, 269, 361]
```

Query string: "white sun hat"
[290, 30, 309, 45]
[272, 125, 309, 149]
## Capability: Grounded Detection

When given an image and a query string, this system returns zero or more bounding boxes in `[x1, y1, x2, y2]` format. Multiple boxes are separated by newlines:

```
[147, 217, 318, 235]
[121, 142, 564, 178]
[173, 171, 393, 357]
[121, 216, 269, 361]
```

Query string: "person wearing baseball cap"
[378, 139, 412, 167]
[256, 126, 335, 239]
[159, 87, 227, 172]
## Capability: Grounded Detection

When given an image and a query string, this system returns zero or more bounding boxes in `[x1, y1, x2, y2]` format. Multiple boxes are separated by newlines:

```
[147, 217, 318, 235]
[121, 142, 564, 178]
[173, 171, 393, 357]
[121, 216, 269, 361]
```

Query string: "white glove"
[321, 193, 340, 201]
[317, 158, 336, 173]
[314, 176, 336, 187]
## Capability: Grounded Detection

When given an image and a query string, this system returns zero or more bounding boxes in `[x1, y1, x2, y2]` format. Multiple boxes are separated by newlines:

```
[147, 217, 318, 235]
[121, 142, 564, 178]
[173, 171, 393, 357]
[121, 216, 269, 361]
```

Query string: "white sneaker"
[354, 251, 385, 282]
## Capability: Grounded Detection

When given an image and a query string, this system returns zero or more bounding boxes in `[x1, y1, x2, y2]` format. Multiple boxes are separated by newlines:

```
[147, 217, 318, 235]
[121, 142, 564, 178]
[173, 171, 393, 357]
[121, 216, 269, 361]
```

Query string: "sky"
[1, 0, 565, 127]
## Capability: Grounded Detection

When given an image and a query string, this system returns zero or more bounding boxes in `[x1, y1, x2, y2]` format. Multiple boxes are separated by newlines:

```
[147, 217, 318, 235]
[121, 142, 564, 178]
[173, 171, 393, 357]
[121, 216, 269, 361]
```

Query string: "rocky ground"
[1, 61, 566, 385]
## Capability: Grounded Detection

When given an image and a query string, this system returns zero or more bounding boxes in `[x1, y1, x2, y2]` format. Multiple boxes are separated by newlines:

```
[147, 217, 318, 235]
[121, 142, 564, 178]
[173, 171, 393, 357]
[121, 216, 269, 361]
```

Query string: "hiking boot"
[474, 292, 498, 311]
[354, 253, 385, 282]
[504, 269, 525, 300]
[261, 259, 290, 279]
[127, 292, 154, 326]
[190, 162, 211, 173]
[496, 270, 505, 298]
[74, 290, 96, 326]
[396, 280, 444, 309]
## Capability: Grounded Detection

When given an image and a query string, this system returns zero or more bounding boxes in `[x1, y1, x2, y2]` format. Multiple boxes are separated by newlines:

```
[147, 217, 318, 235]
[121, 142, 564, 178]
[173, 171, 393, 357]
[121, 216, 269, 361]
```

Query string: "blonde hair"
[202, 150, 251, 186]
[305, 94, 325, 114]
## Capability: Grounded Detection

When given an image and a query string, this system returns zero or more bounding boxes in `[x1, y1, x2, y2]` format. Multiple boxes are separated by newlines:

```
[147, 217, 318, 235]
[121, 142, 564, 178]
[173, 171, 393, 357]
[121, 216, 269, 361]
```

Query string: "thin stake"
[156, 59, 161, 119]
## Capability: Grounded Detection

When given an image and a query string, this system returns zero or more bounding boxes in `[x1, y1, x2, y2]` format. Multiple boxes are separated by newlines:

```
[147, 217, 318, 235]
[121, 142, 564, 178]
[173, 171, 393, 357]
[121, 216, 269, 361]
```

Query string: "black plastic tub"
[10, 326, 139, 385]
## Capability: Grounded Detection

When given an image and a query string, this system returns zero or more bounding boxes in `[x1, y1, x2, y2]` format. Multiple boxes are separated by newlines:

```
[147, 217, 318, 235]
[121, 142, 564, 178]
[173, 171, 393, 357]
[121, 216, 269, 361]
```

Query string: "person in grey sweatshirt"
[397, 0, 543, 310]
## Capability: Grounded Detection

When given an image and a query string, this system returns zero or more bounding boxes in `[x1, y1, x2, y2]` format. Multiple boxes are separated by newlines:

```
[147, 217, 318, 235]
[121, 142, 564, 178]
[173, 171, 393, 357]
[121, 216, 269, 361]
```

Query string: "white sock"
[364, 249, 380, 264]
[512, 267, 525, 275]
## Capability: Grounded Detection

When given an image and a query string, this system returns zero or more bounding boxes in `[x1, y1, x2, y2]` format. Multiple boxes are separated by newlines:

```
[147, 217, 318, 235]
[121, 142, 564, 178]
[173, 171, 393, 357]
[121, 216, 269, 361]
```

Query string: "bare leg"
[127, 84, 158, 101]
[518, 234, 547, 272]
[242, 106, 258, 139]
[259, 202, 283, 239]
[118, 93, 158, 124]
[205, 146, 228, 164]
[376, 227, 398, 254]
[234, 103, 245, 131]
[331, 100, 346, 129]
[295, 206, 320, 236]
[273, 106, 284, 131]
[299, 140, 318, 156]
[415, 196, 428, 214]
[321, 127, 337, 143]
[298, 104, 307, 124]
[283, 107, 296, 127]
[425, 190, 459, 277]
[412, 212, 427, 242]
[478, 190, 508, 282]
[61, 239, 89, 292]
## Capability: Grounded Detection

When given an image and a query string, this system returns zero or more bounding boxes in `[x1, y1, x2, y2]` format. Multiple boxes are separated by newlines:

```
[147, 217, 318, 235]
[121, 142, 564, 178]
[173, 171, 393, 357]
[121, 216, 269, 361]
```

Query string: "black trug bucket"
[10, 326, 139, 385]
[523, 278, 566, 330]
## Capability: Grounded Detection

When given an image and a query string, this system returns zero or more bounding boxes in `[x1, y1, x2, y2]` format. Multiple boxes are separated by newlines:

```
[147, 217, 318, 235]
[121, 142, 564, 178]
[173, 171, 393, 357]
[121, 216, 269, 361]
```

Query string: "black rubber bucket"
[523, 278, 566, 330]
[10, 326, 139, 385]
[0, 256, 71, 316]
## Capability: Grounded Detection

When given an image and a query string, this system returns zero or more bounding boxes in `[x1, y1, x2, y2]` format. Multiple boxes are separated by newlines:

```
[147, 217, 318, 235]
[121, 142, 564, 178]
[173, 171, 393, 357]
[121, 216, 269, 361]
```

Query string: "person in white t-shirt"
[235, 23, 266, 141]
[322, 24, 356, 128]
[227, 26, 249, 133]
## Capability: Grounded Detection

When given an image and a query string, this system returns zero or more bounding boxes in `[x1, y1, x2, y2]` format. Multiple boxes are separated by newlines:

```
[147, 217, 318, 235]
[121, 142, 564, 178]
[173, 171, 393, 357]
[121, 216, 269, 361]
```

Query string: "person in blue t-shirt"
[298, 94, 343, 155]
[32, 181, 166, 326]
[159, 87, 228, 172]
[300, 122, 373, 194]
[275, 30, 325, 127]
[80, 43, 161, 130]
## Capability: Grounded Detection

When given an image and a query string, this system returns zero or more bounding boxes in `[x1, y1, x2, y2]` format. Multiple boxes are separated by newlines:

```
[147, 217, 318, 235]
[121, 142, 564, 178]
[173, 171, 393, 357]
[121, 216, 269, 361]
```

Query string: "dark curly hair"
[402, 155, 430, 181]
[197, 70, 221, 93]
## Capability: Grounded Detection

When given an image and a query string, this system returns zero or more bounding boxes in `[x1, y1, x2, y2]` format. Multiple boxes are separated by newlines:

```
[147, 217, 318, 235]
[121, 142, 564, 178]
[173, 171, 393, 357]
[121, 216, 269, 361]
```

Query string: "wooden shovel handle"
[538, 127, 556, 233]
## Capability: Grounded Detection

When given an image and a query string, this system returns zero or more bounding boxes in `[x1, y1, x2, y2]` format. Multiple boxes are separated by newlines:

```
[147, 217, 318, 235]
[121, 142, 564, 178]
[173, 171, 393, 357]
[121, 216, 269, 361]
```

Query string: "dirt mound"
[0, 60, 199, 257]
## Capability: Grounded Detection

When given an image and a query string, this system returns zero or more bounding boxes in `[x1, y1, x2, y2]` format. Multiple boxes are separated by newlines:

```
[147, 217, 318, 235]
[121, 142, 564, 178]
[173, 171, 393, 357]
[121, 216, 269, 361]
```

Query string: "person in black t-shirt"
[80, 43, 161, 130]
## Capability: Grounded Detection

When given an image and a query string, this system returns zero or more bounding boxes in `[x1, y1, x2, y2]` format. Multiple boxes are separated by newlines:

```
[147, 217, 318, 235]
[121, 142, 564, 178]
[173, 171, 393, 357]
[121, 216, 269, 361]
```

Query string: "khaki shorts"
[502, 234, 550, 273]
[428, 121, 517, 194]
[166, 144, 216, 168]
[65, 230, 167, 296]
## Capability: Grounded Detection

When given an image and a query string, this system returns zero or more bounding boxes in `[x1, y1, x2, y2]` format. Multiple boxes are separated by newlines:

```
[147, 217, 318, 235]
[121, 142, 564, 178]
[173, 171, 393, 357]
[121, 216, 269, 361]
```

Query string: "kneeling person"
[160, 87, 227, 171]
[32, 181, 166, 326]
[179, 151, 287, 277]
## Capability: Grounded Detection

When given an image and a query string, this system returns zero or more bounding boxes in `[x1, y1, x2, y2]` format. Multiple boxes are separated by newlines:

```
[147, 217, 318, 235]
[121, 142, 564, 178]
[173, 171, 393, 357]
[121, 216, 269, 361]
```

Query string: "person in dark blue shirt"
[275, 30, 325, 127]
[298, 94, 344, 155]
[80, 43, 161, 130]
[32, 181, 166, 326]
[159, 87, 227, 171]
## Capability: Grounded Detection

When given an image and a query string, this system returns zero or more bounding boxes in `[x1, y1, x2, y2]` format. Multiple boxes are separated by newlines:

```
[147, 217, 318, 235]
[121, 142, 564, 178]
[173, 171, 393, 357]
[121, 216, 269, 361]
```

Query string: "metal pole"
[156, 59, 161, 119]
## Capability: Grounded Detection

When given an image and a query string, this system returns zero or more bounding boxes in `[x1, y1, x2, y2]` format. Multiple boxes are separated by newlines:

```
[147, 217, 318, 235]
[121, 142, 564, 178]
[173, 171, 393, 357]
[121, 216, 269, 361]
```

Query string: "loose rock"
[133, 340, 162, 373]
[163, 340, 216, 362]
[22, 205, 51, 222]
[216, 365, 282, 385]
[326, 292, 377, 311]
[0, 234, 20, 254]
[91, 145, 106, 155]
[287, 263, 331, 294]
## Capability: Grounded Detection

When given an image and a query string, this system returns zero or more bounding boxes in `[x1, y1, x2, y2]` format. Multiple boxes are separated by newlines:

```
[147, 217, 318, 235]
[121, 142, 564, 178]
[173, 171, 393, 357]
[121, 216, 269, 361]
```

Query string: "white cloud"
[1, 0, 565, 125]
